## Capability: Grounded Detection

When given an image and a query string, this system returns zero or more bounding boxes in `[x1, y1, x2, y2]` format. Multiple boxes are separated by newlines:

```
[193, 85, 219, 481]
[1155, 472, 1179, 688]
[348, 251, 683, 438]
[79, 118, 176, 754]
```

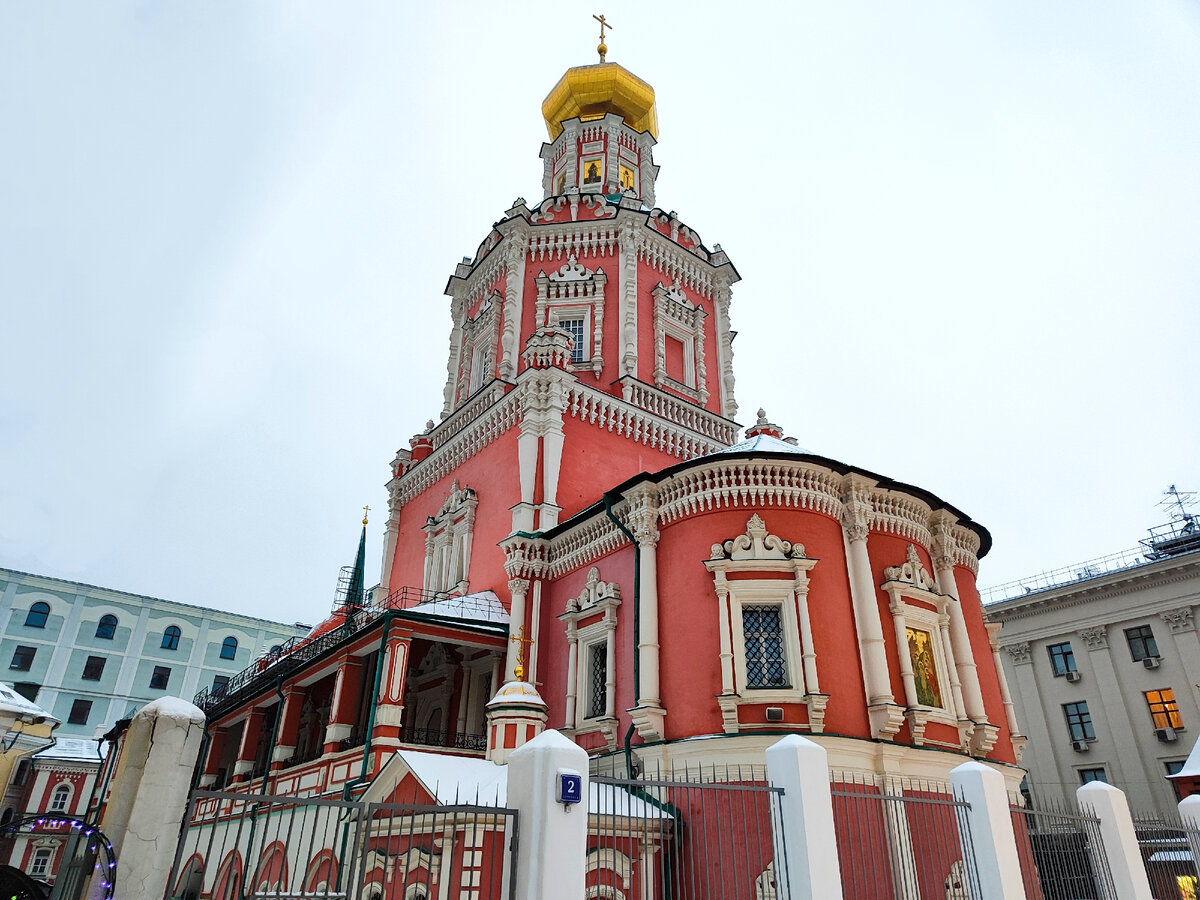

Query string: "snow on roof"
[1172, 732, 1200, 779]
[35, 738, 105, 762]
[400, 590, 509, 627]
[394, 748, 672, 818]
[0, 683, 57, 724]
[714, 434, 811, 456]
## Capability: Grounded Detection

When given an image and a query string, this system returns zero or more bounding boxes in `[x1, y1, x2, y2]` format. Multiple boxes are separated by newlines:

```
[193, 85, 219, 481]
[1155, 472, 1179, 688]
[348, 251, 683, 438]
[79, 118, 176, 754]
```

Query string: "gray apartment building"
[0, 567, 310, 737]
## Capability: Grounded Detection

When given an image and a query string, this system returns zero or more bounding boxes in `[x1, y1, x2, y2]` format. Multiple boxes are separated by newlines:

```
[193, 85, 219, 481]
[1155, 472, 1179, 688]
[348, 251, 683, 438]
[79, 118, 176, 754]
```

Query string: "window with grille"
[68, 699, 92, 725]
[82, 656, 105, 681]
[150, 665, 171, 690]
[743, 605, 788, 688]
[1047, 642, 1075, 676]
[1078, 767, 1107, 785]
[1124, 625, 1159, 661]
[1145, 689, 1183, 729]
[587, 643, 607, 719]
[1063, 701, 1095, 742]
[9, 646, 36, 672]
[560, 317, 586, 364]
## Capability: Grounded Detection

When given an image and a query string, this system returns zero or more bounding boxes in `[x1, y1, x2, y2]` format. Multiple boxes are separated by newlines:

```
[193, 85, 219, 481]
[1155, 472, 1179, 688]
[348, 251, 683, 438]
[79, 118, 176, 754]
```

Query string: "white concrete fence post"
[948, 761, 1026, 900]
[95, 697, 206, 900]
[1178, 796, 1200, 884]
[1077, 781, 1152, 900]
[765, 734, 843, 900]
[506, 729, 589, 900]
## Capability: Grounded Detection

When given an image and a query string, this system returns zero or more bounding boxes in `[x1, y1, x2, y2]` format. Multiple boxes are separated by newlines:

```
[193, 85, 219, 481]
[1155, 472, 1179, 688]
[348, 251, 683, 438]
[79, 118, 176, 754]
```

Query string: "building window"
[1047, 642, 1076, 676]
[587, 642, 607, 719]
[150, 665, 171, 689]
[29, 847, 53, 878]
[68, 699, 92, 725]
[1063, 701, 1095, 742]
[49, 784, 70, 812]
[1078, 768, 1108, 785]
[12, 683, 39, 703]
[9, 646, 36, 672]
[24, 602, 50, 629]
[82, 656, 106, 681]
[742, 605, 788, 688]
[1124, 625, 1159, 662]
[1145, 689, 1183, 730]
[422, 482, 478, 595]
[560, 317, 586, 364]
[220, 637, 238, 660]
[212, 674, 230, 694]
[162, 625, 182, 650]
[95, 614, 118, 640]
[1166, 760, 1186, 801]
[13, 760, 31, 786]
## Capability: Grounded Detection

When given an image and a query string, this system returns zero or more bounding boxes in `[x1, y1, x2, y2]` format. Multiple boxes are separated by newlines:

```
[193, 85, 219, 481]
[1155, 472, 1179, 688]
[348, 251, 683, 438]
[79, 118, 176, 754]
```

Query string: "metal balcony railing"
[401, 727, 487, 752]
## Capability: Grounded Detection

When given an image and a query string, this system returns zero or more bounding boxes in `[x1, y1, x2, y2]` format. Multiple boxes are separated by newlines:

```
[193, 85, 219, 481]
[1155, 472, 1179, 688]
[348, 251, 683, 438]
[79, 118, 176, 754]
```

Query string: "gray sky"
[2, 2, 1197, 626]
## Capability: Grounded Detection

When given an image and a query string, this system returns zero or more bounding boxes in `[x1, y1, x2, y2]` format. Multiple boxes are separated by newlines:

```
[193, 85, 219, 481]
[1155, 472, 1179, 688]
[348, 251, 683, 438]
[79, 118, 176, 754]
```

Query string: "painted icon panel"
[906, 626, 943, 707]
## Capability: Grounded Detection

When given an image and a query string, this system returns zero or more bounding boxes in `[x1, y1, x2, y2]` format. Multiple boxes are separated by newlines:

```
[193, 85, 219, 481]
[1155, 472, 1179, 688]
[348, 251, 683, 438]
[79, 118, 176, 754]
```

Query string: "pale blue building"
[0, 567, 310, 737]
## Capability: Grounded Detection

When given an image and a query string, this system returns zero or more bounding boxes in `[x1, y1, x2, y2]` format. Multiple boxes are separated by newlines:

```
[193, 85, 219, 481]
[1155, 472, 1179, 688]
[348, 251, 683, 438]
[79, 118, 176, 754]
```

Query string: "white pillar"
[1077, 781, 1152, 900]
[505, 578, 530, 682]
[765, 735, 843, 900]
[506, 729, 589, 900]
[949, 761, 1026, 900]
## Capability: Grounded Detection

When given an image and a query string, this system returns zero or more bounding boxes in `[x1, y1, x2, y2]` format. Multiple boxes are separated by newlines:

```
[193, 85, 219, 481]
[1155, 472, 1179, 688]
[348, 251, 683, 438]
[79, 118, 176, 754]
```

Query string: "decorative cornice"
[657, 459, 843, 525]
[709, 514, 806, 562]
[840, 474, 875, 543]
[624, 484, 660, 548]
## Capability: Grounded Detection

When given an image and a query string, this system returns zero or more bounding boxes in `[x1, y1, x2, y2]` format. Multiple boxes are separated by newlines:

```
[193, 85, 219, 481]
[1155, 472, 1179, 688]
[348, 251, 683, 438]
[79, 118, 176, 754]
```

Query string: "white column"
[636, 533, 660, 706]
[985, 624, 1023, 747]
[564, 624, 579, 728]
[934, 558, 987, 723]
[795, 579, 819, 694]
[765, 735, 843, 900]
[949, 761, 1026, 900]
[938, 612, 968, 722]
[505, 579, 530, 682]
[1077, 781, 1152, 900]
[507, 730, 589, 900]
[715, 581, 735, 695]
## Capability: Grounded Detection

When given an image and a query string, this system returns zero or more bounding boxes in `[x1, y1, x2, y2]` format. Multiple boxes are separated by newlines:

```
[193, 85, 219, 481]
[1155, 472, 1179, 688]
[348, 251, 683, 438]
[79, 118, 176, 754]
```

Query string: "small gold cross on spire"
[593, 14, 613, 63]
[362, 505, 370, 526]
[510, 626, 534, 680]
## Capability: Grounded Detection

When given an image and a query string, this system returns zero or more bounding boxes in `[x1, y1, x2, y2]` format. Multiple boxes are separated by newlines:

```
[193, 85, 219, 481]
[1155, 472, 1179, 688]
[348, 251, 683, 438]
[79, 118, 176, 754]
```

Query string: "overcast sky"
[2, 2, 1197, 626]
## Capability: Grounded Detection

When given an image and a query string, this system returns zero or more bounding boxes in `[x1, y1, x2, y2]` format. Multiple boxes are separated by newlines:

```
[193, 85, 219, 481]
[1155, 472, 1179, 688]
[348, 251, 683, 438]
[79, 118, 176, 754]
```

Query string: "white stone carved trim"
[882, 544, 940, 593]
[657, 460, 844, 525]
[651, 280, 708, 405]
[566, 567, 622, 612]
[709, 513, 806, 561]
[546, 515, 627, 579]
[535, 254, 607, 377]
[527, 224, 619, 262]
[638, 231, 716, 300]
[456, 250, 508, 314]
[501, 536, 550, 581]
[840, 474, 875, 543]
[870, 491, 934, 549]
[422, 480, 478, 595]
[1078, 627, 1109, 650]
[521, 327, 574, 370]
[564, 382, 727, 462]
[1003, 642, 1032, 665]
[617, 378, 738, 444]
[1160, 607, 1196, 634]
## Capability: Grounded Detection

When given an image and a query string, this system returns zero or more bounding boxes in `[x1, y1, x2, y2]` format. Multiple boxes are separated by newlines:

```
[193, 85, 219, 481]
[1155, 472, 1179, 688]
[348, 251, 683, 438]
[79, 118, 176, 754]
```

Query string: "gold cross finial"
[593, 14, 612, 63]
[510, 626, 534, 680]
[362, 505, 370, 526]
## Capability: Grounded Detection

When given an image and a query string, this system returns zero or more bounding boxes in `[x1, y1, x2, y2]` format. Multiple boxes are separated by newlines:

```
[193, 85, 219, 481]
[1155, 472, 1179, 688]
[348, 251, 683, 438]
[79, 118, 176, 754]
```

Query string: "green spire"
[344, 507, 369, 617]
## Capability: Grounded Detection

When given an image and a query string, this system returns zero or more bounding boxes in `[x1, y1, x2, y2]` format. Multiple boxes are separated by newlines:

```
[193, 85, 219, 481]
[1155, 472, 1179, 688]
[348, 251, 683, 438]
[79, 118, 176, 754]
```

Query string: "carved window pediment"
[534, 255, 607, 377]
[709, 514, 806, 563]
[423, 480, 477, 595]
[651, 279, 708, 403]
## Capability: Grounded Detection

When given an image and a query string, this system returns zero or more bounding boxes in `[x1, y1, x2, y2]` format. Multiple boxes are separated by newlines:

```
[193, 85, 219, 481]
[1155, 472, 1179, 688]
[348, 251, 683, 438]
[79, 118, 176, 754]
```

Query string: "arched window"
[24, 602, 50, 629]
[49, 784, 70, 813]
[95, 615, 118, 640]
[162, 625, 182, 650]
[220, 637, 238, 660]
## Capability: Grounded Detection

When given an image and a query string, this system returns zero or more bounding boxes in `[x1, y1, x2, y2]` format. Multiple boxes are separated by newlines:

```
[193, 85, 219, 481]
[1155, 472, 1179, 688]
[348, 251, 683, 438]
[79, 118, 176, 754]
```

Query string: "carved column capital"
[507, 578, 530, 598]
[1160, 607, 1196, 634]
[1078, 626, 1109, 650]
[1003, 642, 1032, 665]
[625, 485, 660, 547]
[840, 475, 874, 543]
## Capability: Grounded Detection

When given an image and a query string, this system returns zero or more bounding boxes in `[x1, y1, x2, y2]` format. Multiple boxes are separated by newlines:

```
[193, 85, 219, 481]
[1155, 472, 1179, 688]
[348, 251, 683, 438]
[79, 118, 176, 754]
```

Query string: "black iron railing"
[401, 727, 487, 752]
[336, 729, 367, 752]
[280, 745, 325, 769]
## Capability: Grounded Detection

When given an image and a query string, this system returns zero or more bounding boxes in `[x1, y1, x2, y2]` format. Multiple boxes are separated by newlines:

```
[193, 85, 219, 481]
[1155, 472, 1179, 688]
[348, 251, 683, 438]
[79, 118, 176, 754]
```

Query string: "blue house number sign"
[557, 769, 583, 806]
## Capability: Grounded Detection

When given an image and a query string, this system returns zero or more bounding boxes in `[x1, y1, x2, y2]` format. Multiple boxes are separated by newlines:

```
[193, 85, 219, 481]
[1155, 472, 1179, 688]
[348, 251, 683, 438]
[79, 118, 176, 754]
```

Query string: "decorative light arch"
[1, 815, 116, 899]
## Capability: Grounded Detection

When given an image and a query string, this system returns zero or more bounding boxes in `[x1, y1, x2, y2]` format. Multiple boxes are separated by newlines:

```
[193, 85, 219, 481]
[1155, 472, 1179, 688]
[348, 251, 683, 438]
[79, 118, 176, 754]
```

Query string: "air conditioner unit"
[1143, 656, 1161, 670]
[1072, 740, 1090, 752]
[765, 707, 784, 723]
[1065, 670, 1082, 683]
[1156, 727, 1178, 742]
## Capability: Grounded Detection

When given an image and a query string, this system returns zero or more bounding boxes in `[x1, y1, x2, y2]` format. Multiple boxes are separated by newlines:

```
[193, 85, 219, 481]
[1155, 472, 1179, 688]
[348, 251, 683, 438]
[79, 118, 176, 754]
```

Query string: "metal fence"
[1009, 797, 1116, 900]
[830, 772, 981, 900]
[164, 789, 517, 900]
[591, 762, 788, 900]
[1132, 808, 1200, 900]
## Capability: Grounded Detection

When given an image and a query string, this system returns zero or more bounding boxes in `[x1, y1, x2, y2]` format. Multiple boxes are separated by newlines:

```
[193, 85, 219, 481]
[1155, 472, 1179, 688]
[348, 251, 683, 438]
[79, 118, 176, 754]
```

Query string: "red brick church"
[190, 48, 1026, 899]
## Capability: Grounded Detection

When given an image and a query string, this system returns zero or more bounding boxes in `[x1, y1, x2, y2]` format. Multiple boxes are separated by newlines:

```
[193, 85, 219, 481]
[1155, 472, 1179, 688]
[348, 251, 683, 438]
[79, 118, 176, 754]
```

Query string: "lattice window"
[742, 605, 787, 688]
[561, 317, 586, 365]
[588, 643, 607, 719]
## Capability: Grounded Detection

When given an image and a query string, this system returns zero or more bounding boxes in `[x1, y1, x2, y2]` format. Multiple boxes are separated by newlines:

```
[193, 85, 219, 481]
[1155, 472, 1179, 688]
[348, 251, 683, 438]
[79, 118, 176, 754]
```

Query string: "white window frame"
[536, 256, 607, 378]
[651, 280, 708, 403]
[49, 782, 72, 813]
[547, 307, 590, 365]
[705, 515, 823, 735]
[422, 481, 477, 595]
[560, 568, 620, 746]
[29, 845, 54, 878]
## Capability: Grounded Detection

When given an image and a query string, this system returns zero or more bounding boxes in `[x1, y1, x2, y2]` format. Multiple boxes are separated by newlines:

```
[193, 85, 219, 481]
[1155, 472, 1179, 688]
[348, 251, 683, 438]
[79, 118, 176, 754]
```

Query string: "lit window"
[1124, 625, 1159, 662]
[49, 784, 70, 812]
[82, 656, 105, 681]
[220, 637, 238, 660]
[743, 605, 788, 688]
[560, 317, 586, 364]
[162, 625, 181, 650]
[1047, 642, 1076, 676]
[1063, 701, 1095, 742]
[150, 665, 171, 689]
[95, 614, 118, 640]
[1145, 689, 1183, 730]
[24, 602, 50, 629]
[29, 847, 53, 878]
[1078, 767, 1107, 785]
[9, 646, 36, 672]
[68, 699, 92, 725]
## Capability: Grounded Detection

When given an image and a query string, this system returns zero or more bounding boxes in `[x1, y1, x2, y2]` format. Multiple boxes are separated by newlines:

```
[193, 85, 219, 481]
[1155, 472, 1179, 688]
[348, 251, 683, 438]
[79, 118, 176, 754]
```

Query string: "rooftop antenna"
[1158, 484, 1197, 523]
[1142, 484, 1199, 559]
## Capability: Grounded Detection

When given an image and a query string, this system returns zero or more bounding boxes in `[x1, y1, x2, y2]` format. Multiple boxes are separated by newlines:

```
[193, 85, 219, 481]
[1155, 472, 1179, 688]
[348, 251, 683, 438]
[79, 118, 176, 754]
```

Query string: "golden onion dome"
[541, 62, 658, 141]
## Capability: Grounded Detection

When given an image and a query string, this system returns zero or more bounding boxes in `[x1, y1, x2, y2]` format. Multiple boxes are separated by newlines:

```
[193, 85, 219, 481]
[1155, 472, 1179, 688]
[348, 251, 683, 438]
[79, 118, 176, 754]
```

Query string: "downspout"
[603, 495, 640, 777]
[335, 612, 395, 893]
